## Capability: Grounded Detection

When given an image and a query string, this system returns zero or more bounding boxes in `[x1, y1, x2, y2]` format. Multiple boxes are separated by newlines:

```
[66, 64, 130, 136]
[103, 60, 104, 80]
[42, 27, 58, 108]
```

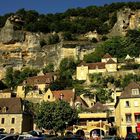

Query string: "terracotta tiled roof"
[77, 61, 87, 67]
[103, 53, 112, 58]
[52, 90, 75, 102]
[90, 102, 108, 112]
[0, 98, 23, 114]
[26, 73, 54, 86]
[120, 82, 140, 98]
[88, 62, 105, 69]
[106, 58, 116, 64]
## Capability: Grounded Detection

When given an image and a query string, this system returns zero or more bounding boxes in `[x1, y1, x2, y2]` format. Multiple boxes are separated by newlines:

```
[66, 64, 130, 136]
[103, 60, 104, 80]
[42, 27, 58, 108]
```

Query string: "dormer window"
[2, 107, 8, 113]
[132, 89, 139, 95]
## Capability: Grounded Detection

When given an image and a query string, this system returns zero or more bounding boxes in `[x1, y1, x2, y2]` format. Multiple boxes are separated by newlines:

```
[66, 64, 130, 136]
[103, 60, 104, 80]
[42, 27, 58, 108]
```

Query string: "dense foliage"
[50, 58, 76, 90]
[4, 67, 39, 88]
[84, 30, 140, 62]
[0, 2, 140, 34]
[35, 100, 78, 134]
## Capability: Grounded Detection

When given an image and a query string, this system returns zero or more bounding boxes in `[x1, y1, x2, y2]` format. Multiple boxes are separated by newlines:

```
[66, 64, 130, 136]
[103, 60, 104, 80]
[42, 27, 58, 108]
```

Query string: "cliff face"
[0, 16, 25, 44]
[110, 8, 140, 36]
[0, 18, 94, 79]
[0, 8, 140, 79]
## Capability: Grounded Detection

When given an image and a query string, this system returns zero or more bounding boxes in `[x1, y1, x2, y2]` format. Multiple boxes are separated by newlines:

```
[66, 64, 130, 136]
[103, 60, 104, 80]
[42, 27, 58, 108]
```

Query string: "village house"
[115, 82, 140, 138]
[16, 72, 55, 99]
[73, 102, 111, 138]
[76, 54, 117, 80]
[0, 97, 33, 134]
[43, 88, 75, 106]
[101, 53, 117, 63]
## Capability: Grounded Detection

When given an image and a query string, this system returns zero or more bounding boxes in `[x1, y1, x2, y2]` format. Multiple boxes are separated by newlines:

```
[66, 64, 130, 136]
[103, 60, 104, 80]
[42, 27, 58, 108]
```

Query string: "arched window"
[10, 128, 14, 134]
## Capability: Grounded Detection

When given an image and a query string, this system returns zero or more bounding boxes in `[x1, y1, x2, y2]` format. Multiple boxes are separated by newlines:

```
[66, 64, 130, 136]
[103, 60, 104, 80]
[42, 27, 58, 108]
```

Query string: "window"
[126, 114, 132, 123]
[132, 89, 139, 95]
[1, 118, 4, 124]
[125, 101, 130, 107]
[134, 101, 139, 107]
[48, 95, 50, 99]
[135, 114, 140, 122]
[10, 128, 14, 134]
[11, 118, 15, 124]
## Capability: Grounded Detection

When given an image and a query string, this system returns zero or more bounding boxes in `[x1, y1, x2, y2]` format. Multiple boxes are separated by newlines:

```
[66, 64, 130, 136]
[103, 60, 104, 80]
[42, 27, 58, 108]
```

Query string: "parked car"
[0, 134, 18, 140]
[125, 133, 139, 140]
[17, 134, 33, 140]
[0, 134, 7, 139]
[24, 137, 45, 140]
[102, 135, 121, 140]
[62, 135, 85, 140]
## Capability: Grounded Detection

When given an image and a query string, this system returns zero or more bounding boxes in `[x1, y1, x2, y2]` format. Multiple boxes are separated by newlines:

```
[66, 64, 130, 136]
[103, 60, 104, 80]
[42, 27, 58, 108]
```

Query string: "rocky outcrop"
[0, 15, 25, 44]
[110, 8, 140, 36]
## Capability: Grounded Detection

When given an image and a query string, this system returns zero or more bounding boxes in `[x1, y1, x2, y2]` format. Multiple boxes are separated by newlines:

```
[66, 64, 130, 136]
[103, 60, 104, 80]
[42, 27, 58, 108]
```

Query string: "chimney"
[60, 93, 64, 100]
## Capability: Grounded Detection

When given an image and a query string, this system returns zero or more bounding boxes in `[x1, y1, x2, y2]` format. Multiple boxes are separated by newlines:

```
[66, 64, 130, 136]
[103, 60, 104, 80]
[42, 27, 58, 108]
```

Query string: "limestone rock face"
[0, 16, 25, 44]
[24, 32, 41, 50]
[110, 8, 140, 36]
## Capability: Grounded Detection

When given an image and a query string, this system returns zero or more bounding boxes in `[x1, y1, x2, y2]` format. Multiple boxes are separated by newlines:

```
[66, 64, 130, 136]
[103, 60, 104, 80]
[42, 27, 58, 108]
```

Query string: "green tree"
[48, 34, 60, 44]
[35, 100, 78, 134]
[4, 67, 39, 89]
[43, 63, 54, 74]
[96, 89, 113, 103]
[58, 58, 76, 88]
[4, 67, 15, 89]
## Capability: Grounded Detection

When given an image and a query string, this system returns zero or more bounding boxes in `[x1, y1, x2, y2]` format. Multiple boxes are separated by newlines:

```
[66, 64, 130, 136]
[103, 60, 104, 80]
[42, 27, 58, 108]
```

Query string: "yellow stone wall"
[16, 85, 25, 98]
[76, 65, 88, 80]
[115, 98, 140, 137]
[0, 114, 22, 133]
[0, 92, 11, 98]
[105, 63, 117, 72]
[17, 84, 47, 99]
[61, 48, 78, 60]
[89, 68, 106, 74]
[43, 89, 55, 102]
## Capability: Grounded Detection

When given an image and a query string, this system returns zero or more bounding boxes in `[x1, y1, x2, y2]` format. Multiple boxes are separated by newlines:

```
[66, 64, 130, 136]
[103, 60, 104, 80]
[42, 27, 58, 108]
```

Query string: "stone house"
[76, 54, 117, 80]
[105, 59, 117, 72]
[44, 88, 75, 106]
[115, 82, 140, 137]
[101, 53, 117, 63]
[0, 98, 33, 134]
[73, 102, 110, 138]
[0, 89, 13, 98]
[16, 73, 55, 99]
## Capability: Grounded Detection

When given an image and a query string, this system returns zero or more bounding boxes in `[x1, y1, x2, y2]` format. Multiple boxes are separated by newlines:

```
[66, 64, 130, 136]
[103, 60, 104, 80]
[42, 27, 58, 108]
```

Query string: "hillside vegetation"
[0, 2, 140, 35]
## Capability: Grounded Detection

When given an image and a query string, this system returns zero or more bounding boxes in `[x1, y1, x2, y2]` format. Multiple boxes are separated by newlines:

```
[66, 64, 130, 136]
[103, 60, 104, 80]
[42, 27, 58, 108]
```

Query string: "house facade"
[76, 54, 117, 80]
[73, 102, 110, 138]
[16, 73, 54, 99]
[44, 89, 75, 106]
[115, 82, 140, 137]
[0, 98, 33, 134]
